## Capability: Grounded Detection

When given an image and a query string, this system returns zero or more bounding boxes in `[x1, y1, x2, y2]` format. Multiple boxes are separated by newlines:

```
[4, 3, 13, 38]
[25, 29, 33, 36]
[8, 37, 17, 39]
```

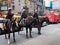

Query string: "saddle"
[19, 18, 26, 26]
[19, 17, 34, 27]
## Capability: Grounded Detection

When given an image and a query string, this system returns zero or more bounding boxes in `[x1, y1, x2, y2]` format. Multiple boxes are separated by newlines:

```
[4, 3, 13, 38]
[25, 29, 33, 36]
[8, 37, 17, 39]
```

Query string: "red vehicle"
[44, 11, 60, 23]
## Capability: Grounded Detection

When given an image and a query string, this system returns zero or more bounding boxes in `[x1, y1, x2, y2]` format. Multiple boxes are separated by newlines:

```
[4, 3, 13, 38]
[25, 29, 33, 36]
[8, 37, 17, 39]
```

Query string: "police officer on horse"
[33, 11, 41, 35]
[5, 8, 16, 44]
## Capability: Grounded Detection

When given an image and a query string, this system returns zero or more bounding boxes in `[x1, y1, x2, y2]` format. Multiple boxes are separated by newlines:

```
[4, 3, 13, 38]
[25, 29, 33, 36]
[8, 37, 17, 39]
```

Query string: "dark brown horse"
[18, 16, 41, 38]
[4, 19, 17, 44]
[4, 16, 41, 44]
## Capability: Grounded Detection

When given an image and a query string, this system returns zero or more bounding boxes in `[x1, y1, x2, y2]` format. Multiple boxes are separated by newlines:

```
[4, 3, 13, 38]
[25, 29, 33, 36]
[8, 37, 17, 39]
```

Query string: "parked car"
[44, 11, 60, 23]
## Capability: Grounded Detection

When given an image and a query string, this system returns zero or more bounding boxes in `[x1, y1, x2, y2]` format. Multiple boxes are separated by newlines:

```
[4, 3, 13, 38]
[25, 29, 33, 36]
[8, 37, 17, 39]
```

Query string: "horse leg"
[5, 34, 7, 39]
[18, 28, 22, 35]
[29, 27, 32, 38]
[37, 20, 41, 35]
[18, 27, 20, 35]
[38, 27, 41, 35]
[18, 31, 20, 35]
[18, 28, 23, 35]
[18, 26, 22, 35]
[13, 32, 16, 42]
[7, 33, 10, 44]
[26, 27, 28, 38]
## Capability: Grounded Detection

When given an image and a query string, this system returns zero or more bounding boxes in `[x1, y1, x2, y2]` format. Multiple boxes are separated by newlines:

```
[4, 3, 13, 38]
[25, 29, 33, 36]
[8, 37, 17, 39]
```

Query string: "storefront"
[0, 0, 11, 14]
[0, 0, 11, 11]
[37, 0, 43, 16]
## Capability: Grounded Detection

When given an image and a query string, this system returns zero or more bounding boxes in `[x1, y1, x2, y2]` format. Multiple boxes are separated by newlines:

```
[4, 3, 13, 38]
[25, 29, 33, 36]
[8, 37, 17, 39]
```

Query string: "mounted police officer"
[5, 8, 16, 44]
[6, 8, 14, 21]
[33, 11, 41, 35]
[33, 11, 39, 26]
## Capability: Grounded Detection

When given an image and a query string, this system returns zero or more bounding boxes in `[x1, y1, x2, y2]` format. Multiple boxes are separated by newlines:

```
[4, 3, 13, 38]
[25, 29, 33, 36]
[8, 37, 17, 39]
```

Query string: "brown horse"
[4, 19, 17, 44]
[18, 16, 41, 38]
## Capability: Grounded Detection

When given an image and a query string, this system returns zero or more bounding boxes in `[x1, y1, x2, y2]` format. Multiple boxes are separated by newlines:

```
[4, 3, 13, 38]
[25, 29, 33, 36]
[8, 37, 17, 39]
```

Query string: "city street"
[0, 0, 60, 45]
[0, 23, 60, 45]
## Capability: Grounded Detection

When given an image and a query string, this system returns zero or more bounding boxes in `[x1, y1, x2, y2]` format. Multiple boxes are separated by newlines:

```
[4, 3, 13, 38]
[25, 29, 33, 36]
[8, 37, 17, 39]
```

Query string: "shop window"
[39, 0, 43, 4]
[12, 5, 15, 10]
[1, 1, 8, 10]
[18, 0, 20, 5]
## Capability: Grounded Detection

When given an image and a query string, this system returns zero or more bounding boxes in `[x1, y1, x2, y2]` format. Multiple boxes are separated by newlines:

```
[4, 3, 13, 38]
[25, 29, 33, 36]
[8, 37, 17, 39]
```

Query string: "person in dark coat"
[6, 9, 14, 20]
[21, 10, 27, 19]
[5, 9, 16, 43]
[5, 9, 14, 33]
[33, 11, 41, 35]
[33, 11, 38, 19]
[33, 11, 39, 25]
[18, 9, 28, 23]
[21, 9, 29, 19]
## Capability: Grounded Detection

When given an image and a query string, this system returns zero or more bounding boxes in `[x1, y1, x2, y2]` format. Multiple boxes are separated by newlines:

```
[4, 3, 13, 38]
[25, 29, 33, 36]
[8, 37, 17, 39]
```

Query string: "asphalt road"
[0, 23, 60, 45]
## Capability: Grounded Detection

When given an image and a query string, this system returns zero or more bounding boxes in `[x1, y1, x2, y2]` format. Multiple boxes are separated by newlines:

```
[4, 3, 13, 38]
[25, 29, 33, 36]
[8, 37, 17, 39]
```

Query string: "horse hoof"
[13, 40, 16, 43]
[26, 36, 29, 39]
[30, 36, 33, 38]
[38, 33, 41, 35]
[26, 37, 29, 39]
[5, 37, 7, 39]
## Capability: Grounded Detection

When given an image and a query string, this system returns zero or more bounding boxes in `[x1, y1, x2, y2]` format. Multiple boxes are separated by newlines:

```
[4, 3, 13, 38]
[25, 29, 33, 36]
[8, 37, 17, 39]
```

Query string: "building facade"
[0, 0, 11, 11]
[37, 0, 43, 15]
[10, 0, 43, 15]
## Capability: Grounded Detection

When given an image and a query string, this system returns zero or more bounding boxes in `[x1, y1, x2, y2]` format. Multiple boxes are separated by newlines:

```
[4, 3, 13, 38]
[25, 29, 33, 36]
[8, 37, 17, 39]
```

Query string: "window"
[18, 0, 20, 5]
[11, 0, 14, 4]
[1, 1, 8, 10]
[39, 0, 43, 3]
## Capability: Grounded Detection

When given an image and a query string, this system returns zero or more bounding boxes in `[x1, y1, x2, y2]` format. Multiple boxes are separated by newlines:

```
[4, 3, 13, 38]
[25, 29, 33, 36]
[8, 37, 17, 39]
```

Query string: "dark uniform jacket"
[21, 11, 27, 19]
[33, 13, 38, 19]
[6, 12, 14, 20]
[33, 13, 39, 25]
